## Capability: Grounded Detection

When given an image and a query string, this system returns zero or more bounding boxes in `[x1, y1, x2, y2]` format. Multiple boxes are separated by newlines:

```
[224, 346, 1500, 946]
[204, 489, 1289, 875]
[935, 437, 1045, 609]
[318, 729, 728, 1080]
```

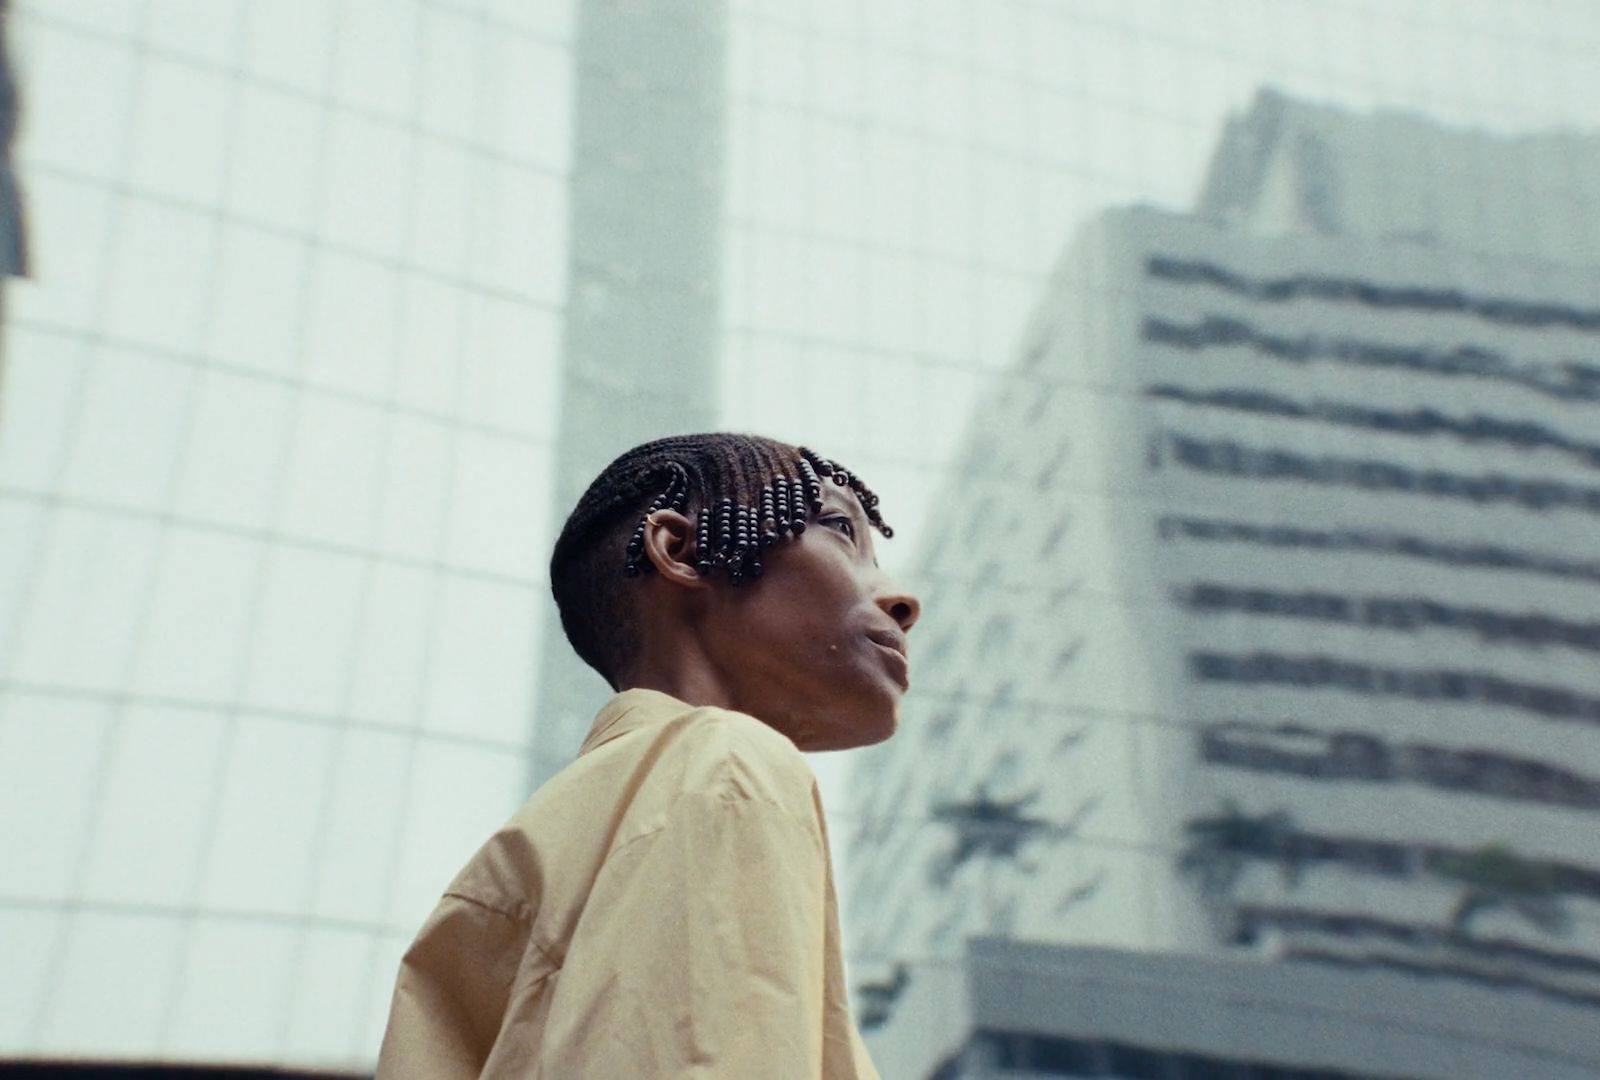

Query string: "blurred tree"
[1434, 843, 1571, 938]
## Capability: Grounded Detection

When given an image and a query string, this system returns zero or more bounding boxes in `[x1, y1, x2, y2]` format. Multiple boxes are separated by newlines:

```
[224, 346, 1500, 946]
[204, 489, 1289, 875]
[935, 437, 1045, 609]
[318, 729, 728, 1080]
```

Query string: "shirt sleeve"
[536, 789, 830, 1078]
[375, 893, 545, 1079]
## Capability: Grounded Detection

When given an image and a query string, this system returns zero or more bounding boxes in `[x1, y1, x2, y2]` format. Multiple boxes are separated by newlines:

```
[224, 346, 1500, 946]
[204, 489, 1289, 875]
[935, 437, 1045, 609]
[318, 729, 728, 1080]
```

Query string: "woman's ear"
[642, 509, 710, 589]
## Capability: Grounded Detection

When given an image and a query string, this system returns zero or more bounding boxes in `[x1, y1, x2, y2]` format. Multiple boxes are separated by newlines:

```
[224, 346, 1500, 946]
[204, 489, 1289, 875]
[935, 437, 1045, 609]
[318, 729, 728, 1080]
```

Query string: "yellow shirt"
[375, 688, 881, 1079]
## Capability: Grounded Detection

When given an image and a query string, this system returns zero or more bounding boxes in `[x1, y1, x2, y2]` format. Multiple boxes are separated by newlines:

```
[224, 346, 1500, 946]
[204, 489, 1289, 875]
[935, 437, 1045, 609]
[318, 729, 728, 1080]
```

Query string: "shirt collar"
[577, 687, 692, 757]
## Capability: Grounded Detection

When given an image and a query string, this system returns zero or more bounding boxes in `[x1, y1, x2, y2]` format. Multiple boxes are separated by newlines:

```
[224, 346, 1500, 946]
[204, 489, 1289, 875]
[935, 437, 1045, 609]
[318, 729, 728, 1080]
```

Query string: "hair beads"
[623, 452, 893, 585]
[623, 463, 689, 577]
[799, 447, 894, 539]
[796, 455, 824, 515]
[694, 511, 713, 577]
[758, 486, 778, 548]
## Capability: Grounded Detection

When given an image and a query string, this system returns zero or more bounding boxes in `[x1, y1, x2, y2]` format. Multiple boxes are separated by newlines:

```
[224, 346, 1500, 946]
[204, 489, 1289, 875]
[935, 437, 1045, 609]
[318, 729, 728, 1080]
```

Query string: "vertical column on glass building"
[0, 0, 24, 411]
[531, 0, 729, 786]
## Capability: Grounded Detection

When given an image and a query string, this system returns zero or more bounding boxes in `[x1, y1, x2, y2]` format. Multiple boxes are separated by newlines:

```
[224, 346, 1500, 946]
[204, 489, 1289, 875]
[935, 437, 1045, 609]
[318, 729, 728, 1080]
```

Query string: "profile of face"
[642, 483, 921, 751]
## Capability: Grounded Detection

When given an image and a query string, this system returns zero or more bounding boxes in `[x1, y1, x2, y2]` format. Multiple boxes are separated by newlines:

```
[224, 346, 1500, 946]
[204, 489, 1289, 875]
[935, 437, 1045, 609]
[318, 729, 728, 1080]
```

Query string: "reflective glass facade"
[1, 0, 572, 1067]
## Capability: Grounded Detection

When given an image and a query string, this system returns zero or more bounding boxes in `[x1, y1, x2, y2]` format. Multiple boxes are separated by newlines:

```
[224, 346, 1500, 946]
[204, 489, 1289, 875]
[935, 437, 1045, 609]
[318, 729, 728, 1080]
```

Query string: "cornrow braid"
[550, 433, 896, 687]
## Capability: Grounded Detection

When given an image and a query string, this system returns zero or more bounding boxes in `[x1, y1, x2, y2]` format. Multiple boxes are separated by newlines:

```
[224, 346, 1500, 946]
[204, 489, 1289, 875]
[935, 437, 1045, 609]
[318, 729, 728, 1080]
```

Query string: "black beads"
[695, 511, 713, 576]
[715, 498, 735, 564]
[623, 525, 646, 576]
[796, 446, 895, 539]
[796, 453, 824, 515]
[622, 461, 690, 577]
[758, 485, 778, 547]
[771, 474, 788, 531]
[620, 452, 892, 584]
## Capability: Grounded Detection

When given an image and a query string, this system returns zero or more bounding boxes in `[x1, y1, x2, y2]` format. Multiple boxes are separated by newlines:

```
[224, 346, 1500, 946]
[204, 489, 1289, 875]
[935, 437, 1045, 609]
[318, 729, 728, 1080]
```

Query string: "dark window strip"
[1142, 314, 1600, 405]
[1177, 581, 1600, 654]
[1144, 256, 1600, 334]
[1200, 721, 1600, 812]
[1235, 903, 1600, 981]
[985, 1029, 1394, 1078]
[1181, 814, 1600, 900]
[1156, 513, 1600, 588]
[1146, 382, 1600, 470]
[1189, 648, 1600, 724]
[1164, 432, 1600, 518]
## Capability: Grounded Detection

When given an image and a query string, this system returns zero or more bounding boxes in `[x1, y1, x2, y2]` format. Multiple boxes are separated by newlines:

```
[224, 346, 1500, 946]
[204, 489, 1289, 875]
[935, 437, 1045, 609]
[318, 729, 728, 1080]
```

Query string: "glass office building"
[2, 1, 1599, 1075]
[0, 0, 575, 1067]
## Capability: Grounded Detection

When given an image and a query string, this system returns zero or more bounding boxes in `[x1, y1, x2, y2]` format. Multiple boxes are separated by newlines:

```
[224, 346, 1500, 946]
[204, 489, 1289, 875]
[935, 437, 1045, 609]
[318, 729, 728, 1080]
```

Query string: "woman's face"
[700, 483, 922, 752]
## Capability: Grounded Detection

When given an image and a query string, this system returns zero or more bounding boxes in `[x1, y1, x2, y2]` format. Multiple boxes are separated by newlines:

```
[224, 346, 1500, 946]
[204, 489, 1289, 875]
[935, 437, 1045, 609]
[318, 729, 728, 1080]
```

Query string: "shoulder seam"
[439, 891, 561, 968]
[608, 788, 823, 863]
[440, 890, 528, 922]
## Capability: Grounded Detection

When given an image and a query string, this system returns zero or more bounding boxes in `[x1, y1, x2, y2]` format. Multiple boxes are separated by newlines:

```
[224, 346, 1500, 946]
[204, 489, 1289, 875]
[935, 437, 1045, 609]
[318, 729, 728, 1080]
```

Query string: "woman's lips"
[870, 639, 911, 689]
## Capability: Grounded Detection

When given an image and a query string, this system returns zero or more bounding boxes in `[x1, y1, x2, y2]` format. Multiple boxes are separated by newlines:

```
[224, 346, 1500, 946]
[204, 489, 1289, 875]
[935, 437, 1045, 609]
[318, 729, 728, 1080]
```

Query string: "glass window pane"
[488, 37, 572, 168]
[59, 346, 194, 510]
[422, 576, 541, 745]
[308, 729, 413, 922]
[225, 85, 324, 233]
[133, 528, 263, 702]
[417, 8, 481, 141]
[127, 58, 233, 205]
[101, 201, 217, 354]
[392, 279, 465, 418]
[376, 415, 453, 564]
[17, 23, 138, 179]
[332, 0, 418, 121]
[444, 432, 551, 579]
[278, 394, 386, 549]
[243, 546, 368, 717]
[82, 703, 229, 906]
[206, 225, 309, 380]
[144, 0, 243, 66]
[282, 926, 374, 1064]
[484, 0, 576, 41]
[0, 499, 47, 655]
[199, 716, 337, 915]
[0, 692, 110, 897]
[321, 111, 411, 260]
[0, 327, 86, 492]
[173, 368, 296, 531]
[303, 252, 401, 399]
[458, 297, 561, 439]
[36, 910, 184, 1057]
[8, 507, 162, 692]
[471, 164, 567, 303]
[0, 908, 61, 1052]
[347, 563, 435, 726]
[410, 140, 474, 274]
[240, 0, 337, 95]
[166, 919, 299, 1061]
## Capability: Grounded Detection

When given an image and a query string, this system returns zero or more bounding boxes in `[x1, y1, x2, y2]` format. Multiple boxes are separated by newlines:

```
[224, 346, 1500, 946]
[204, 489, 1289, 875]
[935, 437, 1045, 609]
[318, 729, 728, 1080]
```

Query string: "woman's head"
[550, 432, 920, 749]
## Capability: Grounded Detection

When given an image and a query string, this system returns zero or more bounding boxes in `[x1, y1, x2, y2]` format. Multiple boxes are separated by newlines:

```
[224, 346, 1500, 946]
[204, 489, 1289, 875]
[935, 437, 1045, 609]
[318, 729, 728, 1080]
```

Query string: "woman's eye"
[824, 516, 855, 539]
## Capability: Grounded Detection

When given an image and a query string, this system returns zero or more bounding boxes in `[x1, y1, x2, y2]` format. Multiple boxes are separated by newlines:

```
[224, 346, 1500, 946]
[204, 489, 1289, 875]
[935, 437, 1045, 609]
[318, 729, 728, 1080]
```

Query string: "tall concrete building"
[531, 0, 726, 790]
[843, 90, 1600, 1076]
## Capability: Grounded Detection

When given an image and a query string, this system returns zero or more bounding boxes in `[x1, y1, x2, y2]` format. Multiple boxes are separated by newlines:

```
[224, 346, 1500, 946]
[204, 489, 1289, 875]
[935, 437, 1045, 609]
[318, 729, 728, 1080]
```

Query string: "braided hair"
[550, 432, 893, 688]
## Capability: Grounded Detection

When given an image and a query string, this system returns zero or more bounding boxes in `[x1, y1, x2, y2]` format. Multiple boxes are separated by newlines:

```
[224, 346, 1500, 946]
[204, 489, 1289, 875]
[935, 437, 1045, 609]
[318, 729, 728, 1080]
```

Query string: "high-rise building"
[844, 89, 1600, 1075]
[0, 2, 581, 1068]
